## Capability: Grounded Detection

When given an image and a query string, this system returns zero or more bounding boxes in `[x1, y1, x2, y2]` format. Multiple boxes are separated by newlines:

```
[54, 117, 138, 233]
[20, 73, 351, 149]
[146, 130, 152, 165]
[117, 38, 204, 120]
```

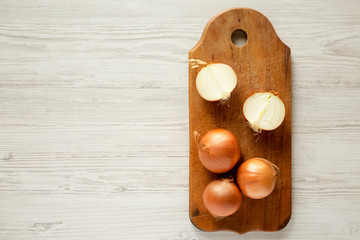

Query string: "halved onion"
[243, 92, 285, 132]
[196, 63, 237, 101]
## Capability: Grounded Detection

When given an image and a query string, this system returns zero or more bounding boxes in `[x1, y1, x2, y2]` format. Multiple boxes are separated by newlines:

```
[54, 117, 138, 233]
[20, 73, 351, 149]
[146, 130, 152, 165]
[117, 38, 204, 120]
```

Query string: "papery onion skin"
[236, 158, 280, 199]
[195, 129, 241, 173]
[203, 179, 242, 218]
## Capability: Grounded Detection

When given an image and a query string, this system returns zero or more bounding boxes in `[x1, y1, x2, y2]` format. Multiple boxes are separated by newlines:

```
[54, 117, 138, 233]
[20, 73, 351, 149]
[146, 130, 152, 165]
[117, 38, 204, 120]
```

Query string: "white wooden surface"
[1, 0, 360, 239]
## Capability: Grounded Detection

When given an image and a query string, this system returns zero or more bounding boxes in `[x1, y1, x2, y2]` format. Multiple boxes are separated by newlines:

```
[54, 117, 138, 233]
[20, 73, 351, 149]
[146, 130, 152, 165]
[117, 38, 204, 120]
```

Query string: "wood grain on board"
[189, 8, 291, 234]
[1, 0, 360, 239]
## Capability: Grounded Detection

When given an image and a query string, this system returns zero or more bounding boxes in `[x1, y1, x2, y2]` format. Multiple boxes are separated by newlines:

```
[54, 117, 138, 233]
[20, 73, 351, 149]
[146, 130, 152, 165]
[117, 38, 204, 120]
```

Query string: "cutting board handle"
[190, 8, 289, 56]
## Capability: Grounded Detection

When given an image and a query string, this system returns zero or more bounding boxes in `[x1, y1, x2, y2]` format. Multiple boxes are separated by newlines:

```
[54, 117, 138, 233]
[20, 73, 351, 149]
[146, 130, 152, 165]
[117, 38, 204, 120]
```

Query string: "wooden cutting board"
[188, 8, 291, 234]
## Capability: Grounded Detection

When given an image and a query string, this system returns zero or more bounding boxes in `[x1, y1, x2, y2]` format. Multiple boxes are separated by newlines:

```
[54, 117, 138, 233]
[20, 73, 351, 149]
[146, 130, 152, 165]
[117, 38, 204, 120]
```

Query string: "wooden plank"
[0, 0, 360, 239]
[189, 8, 291, 234]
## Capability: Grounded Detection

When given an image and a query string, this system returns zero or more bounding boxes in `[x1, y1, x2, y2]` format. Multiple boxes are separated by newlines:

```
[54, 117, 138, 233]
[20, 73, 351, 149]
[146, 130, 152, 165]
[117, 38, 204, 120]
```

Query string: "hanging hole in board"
[231, 29, 247, 47]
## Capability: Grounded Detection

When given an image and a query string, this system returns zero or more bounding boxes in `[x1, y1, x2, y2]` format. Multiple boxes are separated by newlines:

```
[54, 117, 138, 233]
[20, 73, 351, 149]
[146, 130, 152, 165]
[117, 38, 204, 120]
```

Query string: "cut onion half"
[194, 62, 237, 101]
[243, 92, 285, 132]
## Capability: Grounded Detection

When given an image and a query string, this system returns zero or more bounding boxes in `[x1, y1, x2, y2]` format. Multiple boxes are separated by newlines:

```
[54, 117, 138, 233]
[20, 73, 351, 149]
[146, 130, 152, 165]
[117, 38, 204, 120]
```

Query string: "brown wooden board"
[189, 8, 291, 234]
